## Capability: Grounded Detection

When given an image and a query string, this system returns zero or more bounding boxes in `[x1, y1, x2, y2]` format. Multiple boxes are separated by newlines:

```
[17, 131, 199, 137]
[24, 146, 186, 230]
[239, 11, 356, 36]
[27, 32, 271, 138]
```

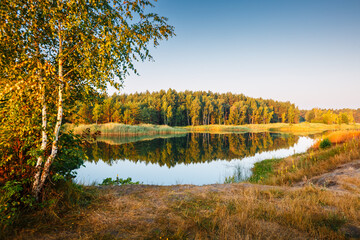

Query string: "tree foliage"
[68, 89, 300, 126]
[0, 0, 174, 210]
[303, 108, 356, 124]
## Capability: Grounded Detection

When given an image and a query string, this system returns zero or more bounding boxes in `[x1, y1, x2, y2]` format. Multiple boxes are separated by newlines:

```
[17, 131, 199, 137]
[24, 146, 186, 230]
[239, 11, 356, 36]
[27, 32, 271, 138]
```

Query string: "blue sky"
[111, 0, 360, 110]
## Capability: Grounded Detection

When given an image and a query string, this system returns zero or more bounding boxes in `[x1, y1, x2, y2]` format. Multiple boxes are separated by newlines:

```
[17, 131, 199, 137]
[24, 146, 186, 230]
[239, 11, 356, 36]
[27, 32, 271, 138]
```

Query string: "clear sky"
[110, 0, 360, 110]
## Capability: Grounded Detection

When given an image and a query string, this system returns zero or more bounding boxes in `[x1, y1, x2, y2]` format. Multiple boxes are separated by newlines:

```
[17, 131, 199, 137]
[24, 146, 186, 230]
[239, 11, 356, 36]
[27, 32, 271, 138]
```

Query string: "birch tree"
[0, 0, 174, 200]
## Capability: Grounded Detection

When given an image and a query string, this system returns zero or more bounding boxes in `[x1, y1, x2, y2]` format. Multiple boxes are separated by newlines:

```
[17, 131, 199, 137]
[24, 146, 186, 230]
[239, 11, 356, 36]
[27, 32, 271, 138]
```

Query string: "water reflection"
[75, 133, 316, 185]
[85, 133, 299, 168]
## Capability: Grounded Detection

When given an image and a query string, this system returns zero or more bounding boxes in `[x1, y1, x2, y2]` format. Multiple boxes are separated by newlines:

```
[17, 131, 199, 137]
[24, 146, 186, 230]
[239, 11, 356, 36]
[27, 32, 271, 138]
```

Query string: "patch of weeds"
[248, 158, 282, 183]
[100, 177, 139, 186]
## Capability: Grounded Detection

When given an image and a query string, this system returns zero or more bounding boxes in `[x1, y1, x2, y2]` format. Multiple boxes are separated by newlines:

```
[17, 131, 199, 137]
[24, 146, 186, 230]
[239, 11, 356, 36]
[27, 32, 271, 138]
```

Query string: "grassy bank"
[10, 174, 360, 239]
[64, 123, 188, 136]
[187, 122, 360, 135]
[249, 130, 360, 185]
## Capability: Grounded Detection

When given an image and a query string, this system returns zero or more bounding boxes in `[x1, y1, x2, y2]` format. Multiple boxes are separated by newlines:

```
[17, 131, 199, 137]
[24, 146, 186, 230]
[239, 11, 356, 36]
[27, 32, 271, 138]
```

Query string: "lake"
[75, 132, 315, 185]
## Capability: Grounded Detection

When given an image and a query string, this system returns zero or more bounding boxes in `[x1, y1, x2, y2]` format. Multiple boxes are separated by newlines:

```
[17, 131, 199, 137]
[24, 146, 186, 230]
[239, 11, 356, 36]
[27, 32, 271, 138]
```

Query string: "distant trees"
[304, 108, 356, 124]
[67, 90, 302, 126]
[68, 90, 360, 126]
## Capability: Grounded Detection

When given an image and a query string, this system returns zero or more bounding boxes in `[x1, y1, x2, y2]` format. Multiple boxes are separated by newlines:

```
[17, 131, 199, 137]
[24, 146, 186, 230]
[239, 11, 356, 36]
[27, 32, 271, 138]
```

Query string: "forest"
[67, 89, 358, 126]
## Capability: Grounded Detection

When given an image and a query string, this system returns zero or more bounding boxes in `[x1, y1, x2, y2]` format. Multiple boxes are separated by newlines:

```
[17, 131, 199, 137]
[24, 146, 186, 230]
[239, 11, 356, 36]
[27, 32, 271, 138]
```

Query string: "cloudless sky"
[110, 0, 360, 110]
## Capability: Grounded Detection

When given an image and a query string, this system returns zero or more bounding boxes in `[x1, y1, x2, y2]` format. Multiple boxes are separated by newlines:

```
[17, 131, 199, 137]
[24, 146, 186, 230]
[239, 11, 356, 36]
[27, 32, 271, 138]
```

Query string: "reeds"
[65, 123, 188, 136]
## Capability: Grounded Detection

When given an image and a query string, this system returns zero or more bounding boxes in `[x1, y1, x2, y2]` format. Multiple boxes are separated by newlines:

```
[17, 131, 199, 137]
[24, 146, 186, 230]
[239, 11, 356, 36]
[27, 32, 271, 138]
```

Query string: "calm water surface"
[75, 133, 315, 185]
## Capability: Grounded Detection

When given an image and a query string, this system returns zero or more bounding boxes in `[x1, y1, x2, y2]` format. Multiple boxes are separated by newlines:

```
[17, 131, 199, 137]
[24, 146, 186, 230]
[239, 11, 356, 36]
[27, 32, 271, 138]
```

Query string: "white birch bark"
[32, 81, 47, 197]
[33, 27, 64, 199]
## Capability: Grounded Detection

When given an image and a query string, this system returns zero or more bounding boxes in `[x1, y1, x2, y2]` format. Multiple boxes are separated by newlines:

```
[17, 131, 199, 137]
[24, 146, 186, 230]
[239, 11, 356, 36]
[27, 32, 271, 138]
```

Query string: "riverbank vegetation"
[66, 122, 360, 137]
[248, 130, 360, 185]
[64, 123, 187, 136]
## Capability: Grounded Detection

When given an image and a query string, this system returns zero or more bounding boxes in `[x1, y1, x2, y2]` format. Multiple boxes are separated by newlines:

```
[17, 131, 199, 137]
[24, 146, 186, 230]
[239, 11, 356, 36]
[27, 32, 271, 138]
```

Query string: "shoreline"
[65, 122, 360, 136]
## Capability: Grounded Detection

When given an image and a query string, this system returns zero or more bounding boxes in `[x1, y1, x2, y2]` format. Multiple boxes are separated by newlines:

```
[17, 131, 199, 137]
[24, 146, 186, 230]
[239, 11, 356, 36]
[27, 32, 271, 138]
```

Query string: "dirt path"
[296, 160, 360, 194]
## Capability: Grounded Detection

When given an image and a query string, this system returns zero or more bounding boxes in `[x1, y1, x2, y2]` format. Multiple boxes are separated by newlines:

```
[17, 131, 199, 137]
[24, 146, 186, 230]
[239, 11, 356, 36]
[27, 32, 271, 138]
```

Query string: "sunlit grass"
[11, 181, 360, 239]
[311, 130, 360, 149]
[65, 122, 360, 136]
[186, 122, 360, 135]
[250, 138, 360, 186]
[64, 123, 188, 136]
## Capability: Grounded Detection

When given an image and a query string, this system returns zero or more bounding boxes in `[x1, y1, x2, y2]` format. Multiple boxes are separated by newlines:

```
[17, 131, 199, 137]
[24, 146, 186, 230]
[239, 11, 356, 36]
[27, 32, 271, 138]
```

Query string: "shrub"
[319, 138, 332, 149]
[100, 177, 139, 186]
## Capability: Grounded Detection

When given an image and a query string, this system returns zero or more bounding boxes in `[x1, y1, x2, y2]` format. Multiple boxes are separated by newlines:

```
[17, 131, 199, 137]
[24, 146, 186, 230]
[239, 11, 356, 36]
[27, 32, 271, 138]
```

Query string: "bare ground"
[296, 160, 360, 194]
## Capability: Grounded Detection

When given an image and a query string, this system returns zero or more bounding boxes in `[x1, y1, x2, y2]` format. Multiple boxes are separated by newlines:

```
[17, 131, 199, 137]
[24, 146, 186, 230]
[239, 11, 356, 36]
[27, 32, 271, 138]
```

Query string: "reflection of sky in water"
[75, 137, 314, 186]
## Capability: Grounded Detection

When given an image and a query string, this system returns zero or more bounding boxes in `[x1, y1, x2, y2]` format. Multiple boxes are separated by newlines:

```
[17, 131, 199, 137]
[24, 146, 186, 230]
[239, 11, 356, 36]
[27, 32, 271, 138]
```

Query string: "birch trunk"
[32, 27, 64, 199]
[32, 81, 47, 197]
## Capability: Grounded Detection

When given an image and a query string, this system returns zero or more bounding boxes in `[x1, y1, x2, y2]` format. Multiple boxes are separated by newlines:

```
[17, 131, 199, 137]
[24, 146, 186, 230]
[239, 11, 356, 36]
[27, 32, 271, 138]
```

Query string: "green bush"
[100, 177, 139, 186]
[319, 138, 332, 149]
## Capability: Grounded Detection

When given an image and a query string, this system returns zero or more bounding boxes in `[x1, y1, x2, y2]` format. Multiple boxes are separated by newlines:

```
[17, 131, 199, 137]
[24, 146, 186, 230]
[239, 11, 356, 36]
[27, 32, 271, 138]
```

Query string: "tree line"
[68, 89, 301, 126]
[300, 108, 359, 124]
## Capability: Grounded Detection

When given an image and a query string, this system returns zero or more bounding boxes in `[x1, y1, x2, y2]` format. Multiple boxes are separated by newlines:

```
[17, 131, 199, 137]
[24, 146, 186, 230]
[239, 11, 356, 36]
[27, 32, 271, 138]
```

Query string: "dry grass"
[312, 130, 360, 149]
[255, 138, 360, 186]
[187, 123, 360, 135]
[64, 123, 188, 136]
[11, 183, 360, 240]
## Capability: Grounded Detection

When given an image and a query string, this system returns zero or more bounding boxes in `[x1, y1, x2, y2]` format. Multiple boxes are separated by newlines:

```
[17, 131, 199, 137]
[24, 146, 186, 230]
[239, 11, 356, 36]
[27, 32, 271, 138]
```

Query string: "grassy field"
[6, 131, 360, 239]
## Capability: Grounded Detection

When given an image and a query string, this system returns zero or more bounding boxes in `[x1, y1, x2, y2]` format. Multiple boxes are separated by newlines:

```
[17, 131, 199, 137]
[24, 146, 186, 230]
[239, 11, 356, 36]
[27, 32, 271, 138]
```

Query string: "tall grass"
[64, 123, 188, 136]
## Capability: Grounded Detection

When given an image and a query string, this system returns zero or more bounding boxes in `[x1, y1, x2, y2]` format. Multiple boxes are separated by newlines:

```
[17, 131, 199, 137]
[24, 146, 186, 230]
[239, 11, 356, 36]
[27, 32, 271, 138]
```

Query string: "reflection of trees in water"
[85, 133, 299, 168]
